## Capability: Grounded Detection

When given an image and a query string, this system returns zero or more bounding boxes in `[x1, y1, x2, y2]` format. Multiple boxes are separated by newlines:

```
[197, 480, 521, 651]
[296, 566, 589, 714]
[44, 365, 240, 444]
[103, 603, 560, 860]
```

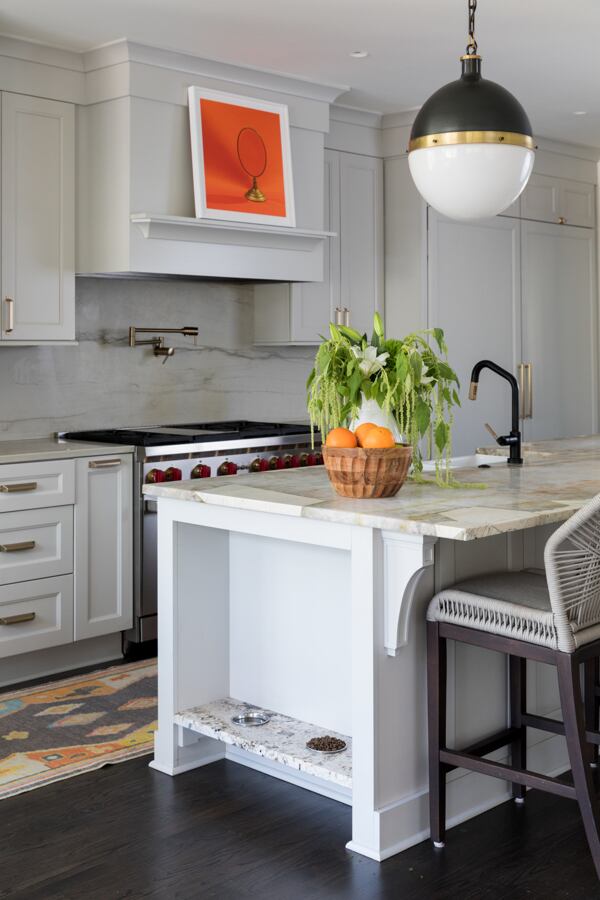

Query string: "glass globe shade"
[408, 143, 535, 220]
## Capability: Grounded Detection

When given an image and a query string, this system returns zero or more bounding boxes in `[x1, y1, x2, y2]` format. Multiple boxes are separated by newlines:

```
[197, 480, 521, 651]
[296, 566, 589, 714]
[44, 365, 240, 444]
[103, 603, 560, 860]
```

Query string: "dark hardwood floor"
[2, 755, 599, 900]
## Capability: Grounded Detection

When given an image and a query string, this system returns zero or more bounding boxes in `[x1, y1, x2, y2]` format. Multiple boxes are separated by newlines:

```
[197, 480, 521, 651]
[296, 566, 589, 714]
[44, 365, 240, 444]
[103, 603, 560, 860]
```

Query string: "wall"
[0, 278, 315, 440]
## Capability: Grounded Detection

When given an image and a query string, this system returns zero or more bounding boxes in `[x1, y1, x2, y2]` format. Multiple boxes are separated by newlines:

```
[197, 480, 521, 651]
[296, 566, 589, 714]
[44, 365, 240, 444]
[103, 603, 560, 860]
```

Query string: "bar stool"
[426, 493, 600, 879]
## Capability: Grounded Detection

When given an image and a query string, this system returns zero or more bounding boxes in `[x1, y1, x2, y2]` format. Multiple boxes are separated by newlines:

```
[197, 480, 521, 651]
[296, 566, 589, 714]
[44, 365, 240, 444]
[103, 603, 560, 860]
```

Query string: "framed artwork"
[187, 86, 296, 227]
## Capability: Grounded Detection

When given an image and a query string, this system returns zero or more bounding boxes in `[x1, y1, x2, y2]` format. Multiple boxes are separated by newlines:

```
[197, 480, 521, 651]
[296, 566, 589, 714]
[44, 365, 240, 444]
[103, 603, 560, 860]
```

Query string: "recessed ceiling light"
[350, 50, 369, 59]
[573, 110, 588, 116]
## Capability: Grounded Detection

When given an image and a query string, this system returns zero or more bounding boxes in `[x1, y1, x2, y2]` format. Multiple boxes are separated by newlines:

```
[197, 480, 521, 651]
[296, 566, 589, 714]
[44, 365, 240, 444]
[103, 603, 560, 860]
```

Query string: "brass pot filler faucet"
[129, 326, 199, 362]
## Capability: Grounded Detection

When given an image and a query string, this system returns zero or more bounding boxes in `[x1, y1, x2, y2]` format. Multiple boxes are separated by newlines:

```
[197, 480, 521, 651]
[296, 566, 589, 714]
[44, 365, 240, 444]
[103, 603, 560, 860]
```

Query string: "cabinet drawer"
[0, 507, 73, 585]
[0, 459, 74, 512]
[0, 575, 73, 657]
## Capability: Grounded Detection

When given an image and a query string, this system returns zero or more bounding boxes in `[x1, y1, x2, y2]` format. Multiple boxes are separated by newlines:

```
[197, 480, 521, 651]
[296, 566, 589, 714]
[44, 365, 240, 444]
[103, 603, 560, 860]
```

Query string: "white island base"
[144, 439, 600, 861]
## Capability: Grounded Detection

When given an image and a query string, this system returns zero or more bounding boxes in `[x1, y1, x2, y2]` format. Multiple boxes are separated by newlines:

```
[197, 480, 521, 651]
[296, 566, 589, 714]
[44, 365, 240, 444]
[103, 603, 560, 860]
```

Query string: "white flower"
[351, 345, 390, 377]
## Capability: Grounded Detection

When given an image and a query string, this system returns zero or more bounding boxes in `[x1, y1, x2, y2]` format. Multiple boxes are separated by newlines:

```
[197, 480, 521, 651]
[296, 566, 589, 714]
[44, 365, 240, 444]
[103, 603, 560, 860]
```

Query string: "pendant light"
[408, 0, 535, 221]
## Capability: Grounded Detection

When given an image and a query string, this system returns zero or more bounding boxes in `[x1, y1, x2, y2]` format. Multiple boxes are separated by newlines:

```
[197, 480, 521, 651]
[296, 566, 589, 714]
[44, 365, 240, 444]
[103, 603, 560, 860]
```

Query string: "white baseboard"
[0, 633, 123, 687]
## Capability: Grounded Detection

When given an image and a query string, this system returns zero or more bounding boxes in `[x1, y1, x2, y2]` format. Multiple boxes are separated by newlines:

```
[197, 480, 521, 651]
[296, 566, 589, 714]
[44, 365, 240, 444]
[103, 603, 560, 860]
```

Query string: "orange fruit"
[361, 426, 395, 449]
[326, 427, 358, 448]
[354, 422, 378, 447]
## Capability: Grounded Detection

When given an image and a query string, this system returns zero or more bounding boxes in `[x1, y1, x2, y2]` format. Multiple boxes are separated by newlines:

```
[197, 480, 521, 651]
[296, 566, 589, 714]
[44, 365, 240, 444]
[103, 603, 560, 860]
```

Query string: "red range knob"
[289, 455, 301, 468]
[191, 463, 211, 479]
[249, 458, 262, 473]
[164, 466, 182, 482]
[258, 458, 270, 472]
[218, 460, 238, 476]
[306, 453, 317, 466]
[270, 456, 285, 470]
[146, 468, 166, 483]
[282, 455, 292, 468]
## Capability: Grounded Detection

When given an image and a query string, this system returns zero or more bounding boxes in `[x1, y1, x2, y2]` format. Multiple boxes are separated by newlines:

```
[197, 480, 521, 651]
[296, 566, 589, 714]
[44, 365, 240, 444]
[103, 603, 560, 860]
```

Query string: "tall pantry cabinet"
[387, 159, 598, 455]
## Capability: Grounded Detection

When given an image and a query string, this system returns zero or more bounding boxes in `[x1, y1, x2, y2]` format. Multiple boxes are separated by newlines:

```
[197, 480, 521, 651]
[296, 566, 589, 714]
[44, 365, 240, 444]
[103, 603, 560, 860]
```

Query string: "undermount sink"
[421, 453, 507, 473]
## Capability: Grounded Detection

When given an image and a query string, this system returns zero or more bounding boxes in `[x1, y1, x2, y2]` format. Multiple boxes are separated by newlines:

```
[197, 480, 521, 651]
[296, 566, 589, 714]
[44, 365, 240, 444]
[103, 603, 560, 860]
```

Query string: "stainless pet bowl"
[231, 712, 270, 727]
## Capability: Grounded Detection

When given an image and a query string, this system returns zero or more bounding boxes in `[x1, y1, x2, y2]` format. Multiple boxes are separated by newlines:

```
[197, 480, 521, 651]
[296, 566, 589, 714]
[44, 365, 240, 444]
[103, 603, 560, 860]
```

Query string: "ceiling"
[1, 0, 599, 146]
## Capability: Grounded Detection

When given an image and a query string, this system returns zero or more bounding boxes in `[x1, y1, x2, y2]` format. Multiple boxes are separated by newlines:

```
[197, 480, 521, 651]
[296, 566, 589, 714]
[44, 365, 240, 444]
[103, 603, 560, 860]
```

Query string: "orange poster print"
[200, 100, 286, 217]
[188, 87, 295, 226]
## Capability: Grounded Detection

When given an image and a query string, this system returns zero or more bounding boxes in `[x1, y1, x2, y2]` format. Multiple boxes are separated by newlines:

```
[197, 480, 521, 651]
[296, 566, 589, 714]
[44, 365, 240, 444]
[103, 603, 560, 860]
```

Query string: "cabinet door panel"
[74, 455, 133, 640]
[290, 149, 341, 342]
[1, 92, 75, 341]
[561, 179, 595, 228]
[339, 152, 383, 335]
[521, 174, 561, 224]
[521, 221, 597, 441]
[428, 213, 521, 456]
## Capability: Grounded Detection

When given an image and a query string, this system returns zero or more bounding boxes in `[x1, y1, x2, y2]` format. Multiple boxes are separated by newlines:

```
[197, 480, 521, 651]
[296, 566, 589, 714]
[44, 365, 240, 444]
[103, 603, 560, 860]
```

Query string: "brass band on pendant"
[408, 130, 537, 152]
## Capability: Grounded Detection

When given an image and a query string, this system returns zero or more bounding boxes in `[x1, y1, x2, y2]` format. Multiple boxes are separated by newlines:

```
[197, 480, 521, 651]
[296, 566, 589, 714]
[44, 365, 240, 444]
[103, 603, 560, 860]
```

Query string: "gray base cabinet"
[74, 455, 133, 640]
[0, 453, 133, 659]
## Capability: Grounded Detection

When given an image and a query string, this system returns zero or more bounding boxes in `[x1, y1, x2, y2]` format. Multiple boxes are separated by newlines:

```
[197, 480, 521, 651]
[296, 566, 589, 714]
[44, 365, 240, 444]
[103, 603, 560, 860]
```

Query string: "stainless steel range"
[60, 421, 322, 647]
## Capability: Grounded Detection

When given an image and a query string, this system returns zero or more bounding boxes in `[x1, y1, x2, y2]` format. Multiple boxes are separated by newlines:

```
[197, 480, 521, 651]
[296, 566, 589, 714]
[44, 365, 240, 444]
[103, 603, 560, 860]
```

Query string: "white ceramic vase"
[350, 395, 403, 442]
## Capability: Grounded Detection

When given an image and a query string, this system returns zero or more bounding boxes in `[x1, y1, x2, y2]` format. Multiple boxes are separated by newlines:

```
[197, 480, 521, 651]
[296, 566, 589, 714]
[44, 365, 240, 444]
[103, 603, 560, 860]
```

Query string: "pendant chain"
[467, 0, 478, 54]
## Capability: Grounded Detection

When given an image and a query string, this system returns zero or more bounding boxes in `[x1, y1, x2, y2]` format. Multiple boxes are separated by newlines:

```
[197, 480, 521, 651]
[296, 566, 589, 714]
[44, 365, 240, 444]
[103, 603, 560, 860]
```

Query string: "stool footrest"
[443, 728, 520, 772]
[521, 712, 600, 747]
[439, 748, 577, 800]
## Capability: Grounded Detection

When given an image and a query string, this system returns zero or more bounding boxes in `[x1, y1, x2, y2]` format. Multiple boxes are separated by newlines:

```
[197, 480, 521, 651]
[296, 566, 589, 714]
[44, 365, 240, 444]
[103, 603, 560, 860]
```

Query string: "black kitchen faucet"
[469, 360, 523, 465]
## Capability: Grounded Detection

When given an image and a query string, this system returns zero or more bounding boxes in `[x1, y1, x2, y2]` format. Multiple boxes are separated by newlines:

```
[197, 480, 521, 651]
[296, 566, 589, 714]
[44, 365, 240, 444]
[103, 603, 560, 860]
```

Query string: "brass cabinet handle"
[0, 612, 35, 625]
[558, 216, 567, 225]
[0, 481, 37, 493]
[525, 363, 533, 418]
[88, 458, 121, 469]
[517, 364, 525, 419]
[4, 297, 14, 333]
[0, 540, 36, 552]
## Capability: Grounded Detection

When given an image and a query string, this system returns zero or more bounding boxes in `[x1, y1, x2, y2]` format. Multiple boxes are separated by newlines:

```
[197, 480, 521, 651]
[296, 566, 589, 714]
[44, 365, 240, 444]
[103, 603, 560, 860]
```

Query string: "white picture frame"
[187, 85, 296, 227]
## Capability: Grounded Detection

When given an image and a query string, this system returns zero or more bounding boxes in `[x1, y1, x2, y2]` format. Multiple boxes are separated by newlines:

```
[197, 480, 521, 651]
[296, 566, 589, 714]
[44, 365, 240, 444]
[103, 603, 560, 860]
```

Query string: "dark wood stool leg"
[509, 655, 527, 803]
[427, 620, 447, 848]
[584, 657, 600, 768]
[557, 652, 600, 880]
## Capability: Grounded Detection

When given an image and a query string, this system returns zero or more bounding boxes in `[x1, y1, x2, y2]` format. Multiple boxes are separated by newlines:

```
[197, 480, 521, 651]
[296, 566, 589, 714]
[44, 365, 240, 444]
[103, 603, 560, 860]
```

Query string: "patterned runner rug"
[0, 659, 157, 799]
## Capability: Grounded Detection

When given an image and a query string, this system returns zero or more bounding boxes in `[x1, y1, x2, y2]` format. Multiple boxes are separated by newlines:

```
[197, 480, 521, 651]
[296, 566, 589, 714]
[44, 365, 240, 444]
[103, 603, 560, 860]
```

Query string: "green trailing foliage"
[307, 313, 462, 486]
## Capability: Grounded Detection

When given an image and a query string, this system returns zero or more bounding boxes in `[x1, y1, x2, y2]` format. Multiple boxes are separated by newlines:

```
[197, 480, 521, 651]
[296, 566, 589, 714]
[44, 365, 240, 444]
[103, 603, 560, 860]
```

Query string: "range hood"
[75, 42, 344, 282]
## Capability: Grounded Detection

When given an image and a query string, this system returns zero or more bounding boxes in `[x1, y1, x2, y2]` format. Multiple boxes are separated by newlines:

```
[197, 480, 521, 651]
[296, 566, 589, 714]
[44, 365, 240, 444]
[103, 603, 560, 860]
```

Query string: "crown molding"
[83, 39, 348, 105]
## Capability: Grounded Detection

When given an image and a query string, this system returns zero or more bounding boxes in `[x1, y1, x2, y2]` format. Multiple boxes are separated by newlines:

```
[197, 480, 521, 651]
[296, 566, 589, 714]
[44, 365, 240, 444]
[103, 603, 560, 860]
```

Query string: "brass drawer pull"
[0, 612, 35, 625]
[0, 540, 36, 552]
[4, 297, 14, 333]
[0, 481, 37, 493]
[89, 459, 121, 469]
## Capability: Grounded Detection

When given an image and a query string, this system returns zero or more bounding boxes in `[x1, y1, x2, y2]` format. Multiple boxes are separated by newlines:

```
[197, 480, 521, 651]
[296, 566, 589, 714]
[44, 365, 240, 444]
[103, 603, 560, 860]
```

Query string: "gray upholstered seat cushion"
[427, 570, 600, 650]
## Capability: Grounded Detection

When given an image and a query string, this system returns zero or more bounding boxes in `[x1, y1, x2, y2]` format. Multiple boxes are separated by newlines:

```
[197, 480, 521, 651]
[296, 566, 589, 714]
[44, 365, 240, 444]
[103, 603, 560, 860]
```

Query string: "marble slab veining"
[145, 435, 600, 542]
[174, 697, 352, 788]
[0, 437, 134, 465]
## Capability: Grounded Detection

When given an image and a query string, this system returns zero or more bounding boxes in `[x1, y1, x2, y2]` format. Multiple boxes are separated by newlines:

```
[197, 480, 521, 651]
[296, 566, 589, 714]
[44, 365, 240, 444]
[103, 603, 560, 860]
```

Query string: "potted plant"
[306, 313, 460, 485]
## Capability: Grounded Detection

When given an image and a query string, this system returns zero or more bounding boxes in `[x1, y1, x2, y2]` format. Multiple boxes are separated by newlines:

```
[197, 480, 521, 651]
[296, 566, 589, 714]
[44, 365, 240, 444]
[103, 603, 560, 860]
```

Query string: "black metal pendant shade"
[409, 57, 534, 151]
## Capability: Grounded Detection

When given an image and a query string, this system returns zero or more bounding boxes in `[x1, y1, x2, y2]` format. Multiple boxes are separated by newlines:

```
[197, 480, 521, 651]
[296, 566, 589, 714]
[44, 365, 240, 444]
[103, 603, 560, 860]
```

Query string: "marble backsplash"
[0, 278, 315, 439]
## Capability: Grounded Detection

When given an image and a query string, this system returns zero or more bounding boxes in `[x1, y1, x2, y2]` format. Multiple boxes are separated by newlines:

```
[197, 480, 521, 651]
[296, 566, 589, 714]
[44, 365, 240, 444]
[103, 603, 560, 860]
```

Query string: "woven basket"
[322, 445, 413, 499]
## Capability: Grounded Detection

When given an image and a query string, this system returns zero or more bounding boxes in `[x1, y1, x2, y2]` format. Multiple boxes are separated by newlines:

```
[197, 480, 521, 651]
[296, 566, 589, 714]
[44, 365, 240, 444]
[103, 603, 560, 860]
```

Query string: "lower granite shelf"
[174, 697, 352, 788]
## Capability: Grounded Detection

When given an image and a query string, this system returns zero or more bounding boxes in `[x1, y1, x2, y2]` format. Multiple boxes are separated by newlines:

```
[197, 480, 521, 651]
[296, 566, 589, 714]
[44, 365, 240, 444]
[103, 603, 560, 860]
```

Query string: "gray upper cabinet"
[1, 92, 76, 344]
[521, 220, 597, 441]
[521, 174, 595, 228]
[254, 149, 383, 344]
[428, 212, 522, 456]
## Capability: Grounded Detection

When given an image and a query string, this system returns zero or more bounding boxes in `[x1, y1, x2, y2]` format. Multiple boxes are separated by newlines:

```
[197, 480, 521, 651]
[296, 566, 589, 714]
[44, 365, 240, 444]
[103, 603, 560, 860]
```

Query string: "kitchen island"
[145, 436, 600, 861]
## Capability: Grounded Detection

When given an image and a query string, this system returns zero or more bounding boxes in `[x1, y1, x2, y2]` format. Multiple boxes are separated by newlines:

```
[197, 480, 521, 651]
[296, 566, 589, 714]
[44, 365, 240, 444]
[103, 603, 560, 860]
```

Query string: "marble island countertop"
[0, 437, 135, 465]
[144, 435, 600, 541]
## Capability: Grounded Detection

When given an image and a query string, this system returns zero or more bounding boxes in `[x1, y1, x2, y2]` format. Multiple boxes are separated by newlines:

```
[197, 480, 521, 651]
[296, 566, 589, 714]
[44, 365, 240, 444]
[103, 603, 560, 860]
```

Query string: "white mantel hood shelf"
[131, 215, 333, 251]
[125, 215, 333, 282]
